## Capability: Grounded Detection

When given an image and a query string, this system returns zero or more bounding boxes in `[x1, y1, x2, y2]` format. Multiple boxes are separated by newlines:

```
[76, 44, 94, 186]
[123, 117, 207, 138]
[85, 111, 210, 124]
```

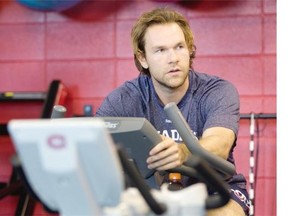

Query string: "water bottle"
[168, 173, 184, 191]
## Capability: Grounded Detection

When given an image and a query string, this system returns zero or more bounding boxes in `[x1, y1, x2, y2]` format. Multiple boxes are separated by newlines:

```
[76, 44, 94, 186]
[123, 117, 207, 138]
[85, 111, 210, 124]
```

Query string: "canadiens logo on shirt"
[161, 119, 198, 141]
[158, 128, 198, 141]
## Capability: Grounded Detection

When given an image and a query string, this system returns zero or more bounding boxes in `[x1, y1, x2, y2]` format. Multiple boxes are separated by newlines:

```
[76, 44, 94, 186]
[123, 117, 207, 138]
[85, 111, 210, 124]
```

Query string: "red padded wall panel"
[0, 0, 276, 215]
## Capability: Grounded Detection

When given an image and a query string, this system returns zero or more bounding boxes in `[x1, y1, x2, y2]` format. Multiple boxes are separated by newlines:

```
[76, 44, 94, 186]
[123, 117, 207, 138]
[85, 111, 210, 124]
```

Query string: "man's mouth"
[168, 69, 180, 73]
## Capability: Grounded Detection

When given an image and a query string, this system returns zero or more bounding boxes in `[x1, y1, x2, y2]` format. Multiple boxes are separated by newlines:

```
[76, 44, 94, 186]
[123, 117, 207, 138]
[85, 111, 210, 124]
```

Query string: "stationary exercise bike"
[7, 103, 235, 216]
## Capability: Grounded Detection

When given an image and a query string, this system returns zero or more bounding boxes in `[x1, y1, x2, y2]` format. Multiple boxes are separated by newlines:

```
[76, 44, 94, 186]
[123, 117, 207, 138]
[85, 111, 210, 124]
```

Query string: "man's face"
[139, 23, 191, 90]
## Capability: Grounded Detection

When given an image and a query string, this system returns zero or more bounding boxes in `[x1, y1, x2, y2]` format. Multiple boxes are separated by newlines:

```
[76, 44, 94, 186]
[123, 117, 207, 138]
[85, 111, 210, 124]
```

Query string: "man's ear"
[136, 51, 148, 69]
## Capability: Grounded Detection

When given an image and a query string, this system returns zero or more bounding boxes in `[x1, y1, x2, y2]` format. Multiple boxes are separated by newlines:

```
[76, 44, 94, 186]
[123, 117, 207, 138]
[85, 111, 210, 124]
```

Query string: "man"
[96, 7, 250, 216]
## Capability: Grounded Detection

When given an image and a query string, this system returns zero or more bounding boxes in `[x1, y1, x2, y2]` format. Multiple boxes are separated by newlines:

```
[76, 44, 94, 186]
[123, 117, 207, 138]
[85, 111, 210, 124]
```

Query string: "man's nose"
[168, 49, 179, 63]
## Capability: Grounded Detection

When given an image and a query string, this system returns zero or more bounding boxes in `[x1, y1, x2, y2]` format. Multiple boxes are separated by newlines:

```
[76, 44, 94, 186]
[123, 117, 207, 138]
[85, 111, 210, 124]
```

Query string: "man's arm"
[146, 126, 235, 171]
[198, 126, 235, 160]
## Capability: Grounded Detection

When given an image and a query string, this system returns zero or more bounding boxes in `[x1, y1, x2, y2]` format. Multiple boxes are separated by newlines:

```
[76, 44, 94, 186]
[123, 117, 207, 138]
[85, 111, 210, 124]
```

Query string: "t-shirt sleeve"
[95, 81, 144, 117]
[95, 88, 129, 117]
[96, 95, 120, 117]
[201, 80, 240, 135]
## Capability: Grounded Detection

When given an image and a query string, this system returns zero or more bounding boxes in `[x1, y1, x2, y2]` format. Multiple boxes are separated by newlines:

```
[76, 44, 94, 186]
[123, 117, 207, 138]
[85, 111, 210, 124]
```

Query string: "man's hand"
[146, 136, 190, 171]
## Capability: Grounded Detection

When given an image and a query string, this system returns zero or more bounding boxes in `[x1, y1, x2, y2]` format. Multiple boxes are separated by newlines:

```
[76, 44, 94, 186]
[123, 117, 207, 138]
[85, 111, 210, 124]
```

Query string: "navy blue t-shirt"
[96, 70, 246, 188]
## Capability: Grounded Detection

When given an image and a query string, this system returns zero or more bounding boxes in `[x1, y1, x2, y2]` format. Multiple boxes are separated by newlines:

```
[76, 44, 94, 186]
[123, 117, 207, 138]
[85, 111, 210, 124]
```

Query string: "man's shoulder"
[106, 75, 152, 102]
[192, 71, 236, 89]
[193, 70, 224, 82]
[96, 76, 151, 116]
[110, 76, 141, 94]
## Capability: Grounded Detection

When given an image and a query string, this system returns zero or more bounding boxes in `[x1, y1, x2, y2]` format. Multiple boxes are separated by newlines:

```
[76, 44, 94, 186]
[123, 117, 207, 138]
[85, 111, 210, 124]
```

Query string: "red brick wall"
[0, 0, 276, 215]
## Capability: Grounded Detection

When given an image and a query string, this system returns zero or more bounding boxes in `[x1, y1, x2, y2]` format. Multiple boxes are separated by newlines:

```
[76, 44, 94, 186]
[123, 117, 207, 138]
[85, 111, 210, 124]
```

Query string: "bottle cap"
[169, 173, 181, 180]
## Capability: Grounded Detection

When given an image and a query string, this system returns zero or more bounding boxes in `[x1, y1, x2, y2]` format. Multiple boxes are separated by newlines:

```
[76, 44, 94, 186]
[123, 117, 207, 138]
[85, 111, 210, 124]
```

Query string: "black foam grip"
[117, 146, 167, 215]
[188, 156, 231, 209]
[51, 105, 67, 119]
[164, 102, 235, 180]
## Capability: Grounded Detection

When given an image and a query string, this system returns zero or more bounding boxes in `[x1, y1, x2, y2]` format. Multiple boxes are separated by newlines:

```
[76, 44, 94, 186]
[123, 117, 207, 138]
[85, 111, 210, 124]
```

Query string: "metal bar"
[240, 113, 276, 119]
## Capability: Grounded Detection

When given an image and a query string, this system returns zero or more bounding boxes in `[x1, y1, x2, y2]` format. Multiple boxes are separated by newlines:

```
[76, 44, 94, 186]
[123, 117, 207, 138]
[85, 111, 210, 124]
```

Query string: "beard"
[152, 71, 189, 90]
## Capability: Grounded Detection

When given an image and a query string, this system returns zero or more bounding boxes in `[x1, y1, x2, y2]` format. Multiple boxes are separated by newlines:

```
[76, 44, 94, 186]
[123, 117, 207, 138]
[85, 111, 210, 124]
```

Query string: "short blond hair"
[131, 7, 196, 76]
